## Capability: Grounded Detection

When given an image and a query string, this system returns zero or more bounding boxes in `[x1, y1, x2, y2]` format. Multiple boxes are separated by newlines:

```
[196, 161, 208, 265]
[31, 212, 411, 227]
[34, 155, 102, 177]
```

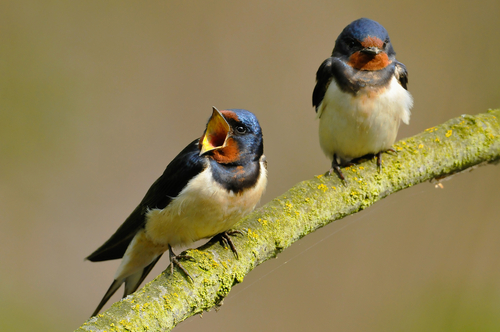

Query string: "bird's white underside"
[114, 157, 267, 280]
[317, 76, 412, 163]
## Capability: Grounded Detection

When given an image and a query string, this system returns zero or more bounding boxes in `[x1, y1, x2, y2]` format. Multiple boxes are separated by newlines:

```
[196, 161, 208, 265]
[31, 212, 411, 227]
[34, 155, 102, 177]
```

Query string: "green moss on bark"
[76, 110, 500, 332]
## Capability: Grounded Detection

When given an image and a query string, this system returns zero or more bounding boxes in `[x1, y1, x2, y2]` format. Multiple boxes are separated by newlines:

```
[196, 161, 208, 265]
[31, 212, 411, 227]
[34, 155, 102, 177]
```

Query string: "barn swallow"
[313, 18, 413, 181]
[86, 107, 267, 316]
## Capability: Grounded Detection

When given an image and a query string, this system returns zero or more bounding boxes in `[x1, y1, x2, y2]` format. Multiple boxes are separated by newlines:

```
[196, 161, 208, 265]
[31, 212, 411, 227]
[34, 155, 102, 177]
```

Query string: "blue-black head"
[200, 107, 263, 165]
[332, 18, 396, 70]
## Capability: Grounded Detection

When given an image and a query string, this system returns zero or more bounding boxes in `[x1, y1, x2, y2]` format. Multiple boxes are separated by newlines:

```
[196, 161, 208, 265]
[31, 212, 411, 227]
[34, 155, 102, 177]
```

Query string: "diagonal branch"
[76, 110, 500, 332]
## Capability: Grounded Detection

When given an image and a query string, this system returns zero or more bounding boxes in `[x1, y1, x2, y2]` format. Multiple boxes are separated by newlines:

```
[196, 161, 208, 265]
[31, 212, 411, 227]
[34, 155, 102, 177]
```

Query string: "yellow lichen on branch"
[76, 110, 500, 332]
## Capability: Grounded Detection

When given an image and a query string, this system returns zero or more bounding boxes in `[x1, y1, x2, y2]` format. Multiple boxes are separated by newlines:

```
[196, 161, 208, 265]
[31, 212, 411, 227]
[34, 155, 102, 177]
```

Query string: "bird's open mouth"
[199, 107, 230, 155]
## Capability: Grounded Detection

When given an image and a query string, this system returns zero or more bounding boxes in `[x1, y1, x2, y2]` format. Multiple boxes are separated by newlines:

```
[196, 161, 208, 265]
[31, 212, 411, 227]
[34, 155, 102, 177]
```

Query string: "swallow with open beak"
[87, 107, 267, 316]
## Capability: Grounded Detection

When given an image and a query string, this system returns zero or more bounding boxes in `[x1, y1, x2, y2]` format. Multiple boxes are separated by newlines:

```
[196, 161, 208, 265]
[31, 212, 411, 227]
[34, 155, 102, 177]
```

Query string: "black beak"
[360, 47, 381, 55]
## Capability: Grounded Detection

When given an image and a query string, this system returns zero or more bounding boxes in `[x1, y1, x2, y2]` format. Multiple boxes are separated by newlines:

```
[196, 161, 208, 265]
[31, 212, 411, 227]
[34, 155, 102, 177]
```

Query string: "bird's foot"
[168, 245, 194, 281]
[376, 152, 382, 171]
[328, 156, 348, 186]
[217, 230, 243, 259]
[376, 148, 396, 172]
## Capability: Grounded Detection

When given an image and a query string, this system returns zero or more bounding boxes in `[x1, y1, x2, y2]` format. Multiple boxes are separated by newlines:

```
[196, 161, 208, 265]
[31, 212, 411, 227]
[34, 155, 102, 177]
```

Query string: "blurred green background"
[1, 1, 499, 331]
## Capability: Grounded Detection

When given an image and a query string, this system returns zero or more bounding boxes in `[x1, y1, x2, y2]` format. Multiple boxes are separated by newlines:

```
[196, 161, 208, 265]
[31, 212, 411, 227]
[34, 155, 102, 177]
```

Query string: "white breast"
[114, 158, 267, 281]
[144, 158, 267, 248]
[317, 76, 412, 163]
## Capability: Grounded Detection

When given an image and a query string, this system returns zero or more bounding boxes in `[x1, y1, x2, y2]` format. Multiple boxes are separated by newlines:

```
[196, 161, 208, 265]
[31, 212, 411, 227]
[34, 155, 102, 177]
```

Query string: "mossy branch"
[77, 110, 500, 332]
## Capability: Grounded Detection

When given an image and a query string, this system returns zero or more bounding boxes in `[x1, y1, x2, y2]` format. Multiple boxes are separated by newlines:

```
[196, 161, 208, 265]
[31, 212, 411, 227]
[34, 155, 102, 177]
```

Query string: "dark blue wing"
[86, 139, 206, 262]
[312, 57, 334, 111]
[394, 61, 409, 90]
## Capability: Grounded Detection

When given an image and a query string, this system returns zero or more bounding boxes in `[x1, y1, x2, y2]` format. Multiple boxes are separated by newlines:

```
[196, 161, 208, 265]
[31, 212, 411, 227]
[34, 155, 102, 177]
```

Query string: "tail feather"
[91, 279, 123, 317]
[124, 254, 163, 297]
[91, 254, 163, 317]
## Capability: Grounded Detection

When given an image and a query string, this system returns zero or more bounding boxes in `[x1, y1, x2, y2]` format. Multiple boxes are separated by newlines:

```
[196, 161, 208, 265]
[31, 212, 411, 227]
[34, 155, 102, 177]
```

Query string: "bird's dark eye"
[235, 126, 247, 134]
[347, 38, 359, 48]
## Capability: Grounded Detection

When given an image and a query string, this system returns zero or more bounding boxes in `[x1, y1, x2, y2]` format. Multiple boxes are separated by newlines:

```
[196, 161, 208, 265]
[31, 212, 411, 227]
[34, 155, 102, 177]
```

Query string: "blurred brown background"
[1, 1, 500, 331]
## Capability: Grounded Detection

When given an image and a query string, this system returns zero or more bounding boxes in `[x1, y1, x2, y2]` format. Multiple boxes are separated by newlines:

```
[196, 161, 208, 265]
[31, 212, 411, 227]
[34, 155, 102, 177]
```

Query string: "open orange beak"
[199, 107, 230, 156]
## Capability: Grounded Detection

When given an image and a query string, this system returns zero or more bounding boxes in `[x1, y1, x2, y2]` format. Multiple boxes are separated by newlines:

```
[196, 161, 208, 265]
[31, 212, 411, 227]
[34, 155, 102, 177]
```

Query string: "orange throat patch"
[211, 137, 240, 164]
[348, 51, 391, 71]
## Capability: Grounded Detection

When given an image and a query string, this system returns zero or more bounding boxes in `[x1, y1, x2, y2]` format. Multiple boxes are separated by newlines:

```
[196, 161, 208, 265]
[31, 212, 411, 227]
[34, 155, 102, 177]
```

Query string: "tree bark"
[76, 110, 500, 332]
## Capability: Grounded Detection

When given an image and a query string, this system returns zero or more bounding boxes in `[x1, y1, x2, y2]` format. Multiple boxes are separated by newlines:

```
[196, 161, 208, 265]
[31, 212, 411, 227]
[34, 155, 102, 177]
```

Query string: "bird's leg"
[376, 152, 382, 171]
[168, 245, 194, 281]
[329, 154, 347, 185]
[217, 230, 243, 259]
[376, 148, 396, 172]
